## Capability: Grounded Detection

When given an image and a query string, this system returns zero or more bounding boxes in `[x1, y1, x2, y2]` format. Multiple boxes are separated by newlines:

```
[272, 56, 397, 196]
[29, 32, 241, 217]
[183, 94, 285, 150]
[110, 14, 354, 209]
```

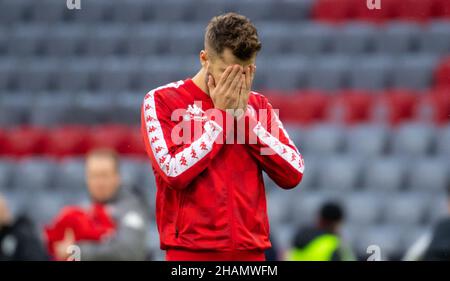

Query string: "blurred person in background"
[286, 201, 355, 261]
[403, 184, 450, 261]
[45, 148, 148, 261]
[0, 193, 48, 261]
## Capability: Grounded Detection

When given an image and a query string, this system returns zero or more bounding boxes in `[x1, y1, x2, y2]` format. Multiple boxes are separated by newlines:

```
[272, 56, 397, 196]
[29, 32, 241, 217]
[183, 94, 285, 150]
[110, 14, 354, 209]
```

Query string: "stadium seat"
[257, 23, 294, 55]
[328, 90, 375, 124]
[126, 23, 170, 56]
[85, 24, 129, 57]
[42, 126, 90, 158]
[2, 127, 48, 157]
[121, 127, 147, 156]
[110, 94, 143, 125]
[391, 55, 437, 90]
[0, 59, 19, 92]
[348, 56, 393, 90]
[0, 0, 31, 25]
[262, 0, 313, 22]
[332, 23, 376, 54]
[167, 23, 204, 55]
[97, 58, 139, 91]
[120, 158, 144, 189]
[395, 0, 435, 22]
[66, 0, 113, 23]
[372, 90, 419, 125]
[435, 0, 450, 19]
[407, 157, 449, 192]
[317, 155, 361, 191]
[302, 124, 344, 155]
[29, 0, 66, 23]
[151, 0, 196, 22]
[353, 0, 398, 23]
[87, 124, 131, 152]
[363, 157, 406, 192]
[0, 94, 31, 126]
[70, 93, 116, 124]
[227, 0, 274, 22]
[53, 158, 86, 191]
[392, 123, 436, 156]
[346, 125, 389, 157]
[305, 56, 351, 90]
[384, 192, 431, 226]
[44, 24, 88, 57]
[313, 0, 354, 23]
[263, 56, 309, 90]
[436, 125, 450, 157]
[429, 193, 449, 224]
[56, 58, 100, 91]
[7, 24, 48, 57]
[344, 192, 384, 225]
[110, 0, 150, 23]
[373, 23, 421, 54]
[16, 59, 61, 91]
[434, 56, 450, 88]
[416, 88, 450, 125]
[418, 21, 450, 54]
[11, 158, 56, 191]
[190, 0, 230, 22]
[267, 190, 295, 225]
[0, 158, 15, 189]
[290, 23, 336, 55]
[356, 224, 403, 260]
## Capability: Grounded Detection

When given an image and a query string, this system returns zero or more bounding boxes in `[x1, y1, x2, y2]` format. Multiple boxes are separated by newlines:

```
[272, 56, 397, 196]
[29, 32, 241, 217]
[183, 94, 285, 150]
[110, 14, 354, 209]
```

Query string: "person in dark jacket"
[286, 201, 355, 261]
[0, 193, 49, 261]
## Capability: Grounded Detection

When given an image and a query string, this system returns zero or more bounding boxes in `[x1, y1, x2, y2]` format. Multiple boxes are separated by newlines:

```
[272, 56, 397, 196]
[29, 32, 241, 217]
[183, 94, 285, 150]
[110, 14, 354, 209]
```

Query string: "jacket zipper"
[175, 192, 186, 238]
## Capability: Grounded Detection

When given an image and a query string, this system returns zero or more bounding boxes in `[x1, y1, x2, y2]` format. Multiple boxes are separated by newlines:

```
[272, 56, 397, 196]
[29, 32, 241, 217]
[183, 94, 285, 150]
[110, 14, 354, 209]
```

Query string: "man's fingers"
[224, 65, 242, 89]
[228, 69, 243, 93]
[207, 74, 216, 93]
[217, 65, 234, 88]
[244, 65, 252, 91]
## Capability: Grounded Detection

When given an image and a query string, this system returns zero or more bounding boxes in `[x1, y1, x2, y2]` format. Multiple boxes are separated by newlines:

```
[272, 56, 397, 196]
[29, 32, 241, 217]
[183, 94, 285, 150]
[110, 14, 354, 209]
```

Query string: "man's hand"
[54, 228, 76, 261]
[207, 65, 244, 113]
[236, 64, 256, 118]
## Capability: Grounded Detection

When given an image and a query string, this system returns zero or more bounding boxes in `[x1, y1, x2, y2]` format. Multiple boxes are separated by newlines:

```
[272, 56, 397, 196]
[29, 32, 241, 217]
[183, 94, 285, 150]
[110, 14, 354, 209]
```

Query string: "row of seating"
[0, 89, 448, 127]
[1, 21, 449, 57]
[0, 54, 447, 91]
[0, 0, 314, 24]
[314, 0, 450, 23]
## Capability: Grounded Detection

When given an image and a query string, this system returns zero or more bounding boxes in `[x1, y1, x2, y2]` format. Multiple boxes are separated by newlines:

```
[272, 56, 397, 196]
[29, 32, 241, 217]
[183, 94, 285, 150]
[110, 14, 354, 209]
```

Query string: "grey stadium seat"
[262, 56, 309, 90]
[56, 58, 100, 91]
[30, 0, 66, 23]
[69, 93, 116, 124]
[0, 94, 31, 126]
[317, 156, 361, 191]
[227, 0, 274, 22]
[256, 23, 294, 55]
[29, 93, 74, 126]
[16, 59, 61, 91]
[363, 157, 406, 192]
[332, 23, 377, 54]
[291, 23, 336, 55]
[53, 158, 86, 191]
[418, 21, 450, 54]
[265, 0, 313, 22]
[373, 22, 421, 54]
[7, 25, 48, 57]
[66, 0, 113, 23]
[391, 55, 437, 90]
[392, 123, 436, 157]
[126, 24, 170, 56]
[0, 0, 31, 25]
[120, 158, 144, 189]
[344, 192, 384, 225]
[306, 56, 350, 90]
[166, 23, 204, 55]
[267, 189, 295, 225]
[407, 157, 448, 193]
[110, 93, 142, 124]
[0, 58, 20, 91]
[191, 0, 230, 22]
[356, 224, 403, 260]
[110, 0, 150, 23]
[384, 192, 431, 226]
[151, 0, 196, 22]
[346, 125, 389, 157]
[436, 125, 450, 157]
[0, 159, 15, 190]
[348, 55, 393, 90]
[25, 191, 68, 227]
[45, 24, 89, 57]
[11, 158, 56, 191]
[97, 58, 139, 91]
[85, 24, 129, 57]
[302, 124, 344, 155]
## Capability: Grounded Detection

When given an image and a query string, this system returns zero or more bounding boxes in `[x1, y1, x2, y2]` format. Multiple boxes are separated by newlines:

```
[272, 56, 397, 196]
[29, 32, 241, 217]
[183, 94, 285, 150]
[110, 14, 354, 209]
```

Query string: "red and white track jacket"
[141, 79, 305, 251]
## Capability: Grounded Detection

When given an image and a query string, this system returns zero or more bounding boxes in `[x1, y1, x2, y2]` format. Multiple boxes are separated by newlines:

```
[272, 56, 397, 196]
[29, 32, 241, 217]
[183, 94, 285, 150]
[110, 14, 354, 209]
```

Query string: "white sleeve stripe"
[143, 81, 223, 178]
[253, 122, 305, 174]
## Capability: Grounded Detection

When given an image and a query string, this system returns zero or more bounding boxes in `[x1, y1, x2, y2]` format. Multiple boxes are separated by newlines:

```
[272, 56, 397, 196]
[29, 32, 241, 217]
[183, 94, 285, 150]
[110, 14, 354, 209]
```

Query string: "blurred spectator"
[0, 193, 49, 261]
[286, 201, 355, 261]
[404, 184, 450, 261]
[45, 148, 148, 261]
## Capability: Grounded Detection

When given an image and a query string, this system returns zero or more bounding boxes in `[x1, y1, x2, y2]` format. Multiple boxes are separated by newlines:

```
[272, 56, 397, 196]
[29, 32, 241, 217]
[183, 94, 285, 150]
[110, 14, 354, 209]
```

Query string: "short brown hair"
[205, 13, 261, 61]
[86, 147, 120, 171]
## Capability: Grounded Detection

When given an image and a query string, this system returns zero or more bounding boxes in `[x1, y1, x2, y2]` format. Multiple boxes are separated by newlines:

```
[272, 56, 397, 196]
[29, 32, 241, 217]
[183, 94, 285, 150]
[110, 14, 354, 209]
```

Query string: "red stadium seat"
[328, 90, 374, 124]
[434, 56, 450, 88]
[43, 126, 90, 158]
[313, 0, 355, 23]
[2, 126, 48, 157]
[416, 88, 450, 125]
[395, 0, 435, 22]
[266, 90, 329, 125]
[434, 0, 450, 18]
[372, 89, 419, 126]
[353, 0, 398, 23]
[121, 127, 146, 157]
[87, 124, 130, 153]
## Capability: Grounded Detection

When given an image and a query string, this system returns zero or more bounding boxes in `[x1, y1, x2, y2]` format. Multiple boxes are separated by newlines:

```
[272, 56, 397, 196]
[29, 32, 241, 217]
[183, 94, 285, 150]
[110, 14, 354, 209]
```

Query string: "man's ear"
[200, 50, 208, 68]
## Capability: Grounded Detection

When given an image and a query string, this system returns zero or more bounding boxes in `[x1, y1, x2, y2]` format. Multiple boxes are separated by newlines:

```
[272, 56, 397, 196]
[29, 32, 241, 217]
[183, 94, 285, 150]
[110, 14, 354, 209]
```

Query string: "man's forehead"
[218, 48, 255, 66]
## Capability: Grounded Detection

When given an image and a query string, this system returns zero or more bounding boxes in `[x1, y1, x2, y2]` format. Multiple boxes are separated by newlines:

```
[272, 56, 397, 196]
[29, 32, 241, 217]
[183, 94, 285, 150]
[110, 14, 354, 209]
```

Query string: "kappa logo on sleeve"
[184, 104, 207, 121]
